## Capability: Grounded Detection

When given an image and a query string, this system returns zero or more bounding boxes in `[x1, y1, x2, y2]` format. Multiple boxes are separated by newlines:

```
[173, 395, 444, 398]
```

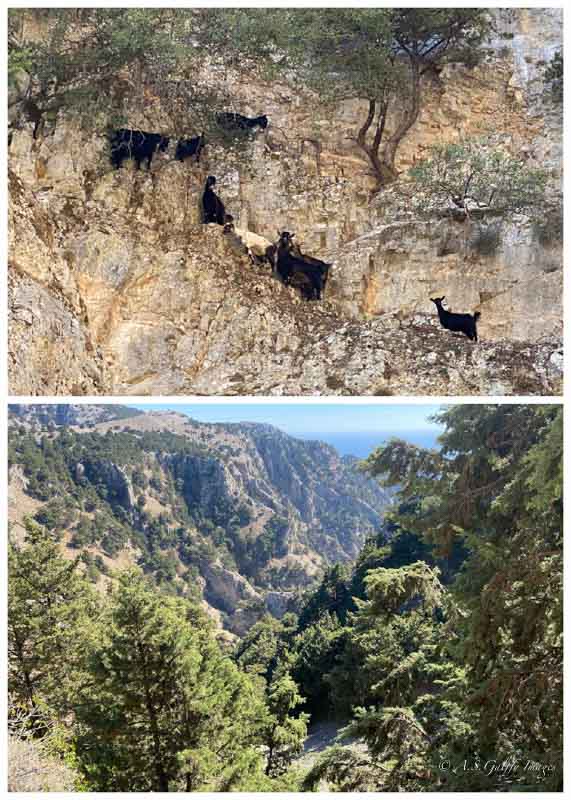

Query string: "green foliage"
[233, 514, 290, 574]
[303, 563, 468, 789]
[10, 9, 490, 182]
[264, 673, 309, 777]
[390, 9, 492, 65]
[10, 527, 295, 791]
[9, 10, 205, 131]
[275, 9, 395, 103]
[8, 47, 35, 86]
[235, 613, 297, 681]
[8, 407, 561, 791]
[298, 564, 354, 629]
[363, 560, 443, 616]
[34, 497, 75, 532]
[352, 405, 563, 790]
[295, 405, 561, 790]
[303, 744, 377, 792]
[7, 424, 231, 588]
[81, 553, 101, 584]
[290, 613, 346, 715]
[232, 9, 491, 186]
[350, 519, 465, 596]
[408, 136, 548, 218]
[74, 570, 268, 791]
[8, 520, 100, 712]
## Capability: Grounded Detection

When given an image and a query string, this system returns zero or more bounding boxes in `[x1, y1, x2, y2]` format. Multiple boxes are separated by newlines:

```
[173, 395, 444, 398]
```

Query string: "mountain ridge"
[8, 404, 393, 634]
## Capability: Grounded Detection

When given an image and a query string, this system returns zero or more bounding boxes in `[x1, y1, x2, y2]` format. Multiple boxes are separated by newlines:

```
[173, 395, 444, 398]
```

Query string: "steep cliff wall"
[8, 9, 562, 396]
[8, 406, 393, 633]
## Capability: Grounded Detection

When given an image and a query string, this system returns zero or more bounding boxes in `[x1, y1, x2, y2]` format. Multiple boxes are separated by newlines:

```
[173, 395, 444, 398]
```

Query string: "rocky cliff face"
[8, 9, 562, 396]
[9, 403, 144, 427]
[8, 405, 393, 634]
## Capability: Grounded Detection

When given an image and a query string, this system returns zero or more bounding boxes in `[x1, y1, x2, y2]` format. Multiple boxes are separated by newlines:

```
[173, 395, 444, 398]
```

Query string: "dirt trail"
[295, 719, 367, 772]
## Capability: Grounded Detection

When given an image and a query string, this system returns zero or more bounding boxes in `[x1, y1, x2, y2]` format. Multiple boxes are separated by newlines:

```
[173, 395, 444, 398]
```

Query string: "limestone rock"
[8, 10, 562, 396]
[8, 405, 394, 632]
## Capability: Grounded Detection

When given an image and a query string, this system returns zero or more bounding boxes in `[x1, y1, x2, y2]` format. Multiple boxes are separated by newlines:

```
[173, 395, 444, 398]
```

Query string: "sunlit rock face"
[8, 406, 394, 634]
[8, 9, 562, 396]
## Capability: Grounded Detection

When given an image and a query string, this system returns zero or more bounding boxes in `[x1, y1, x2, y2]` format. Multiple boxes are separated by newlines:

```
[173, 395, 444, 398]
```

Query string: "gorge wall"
[8, 404, 393, 634]
[8, 9, 563, 396]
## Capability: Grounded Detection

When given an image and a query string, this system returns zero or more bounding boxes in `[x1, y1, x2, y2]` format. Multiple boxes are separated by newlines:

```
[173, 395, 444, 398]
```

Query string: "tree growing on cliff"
[251, 9, 492, 189]
[159, 8, 492, 188]
[8, 9, 229, 135]
[10, 8, 493, 174]
[379, 10, 491, 182]
[407, 136, 548, 218]
[542, 50, 563, 103]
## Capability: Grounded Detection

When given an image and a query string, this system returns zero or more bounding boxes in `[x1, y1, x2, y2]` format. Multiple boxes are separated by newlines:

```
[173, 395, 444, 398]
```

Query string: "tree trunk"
[381, 57, 422, 175]
[12, 635, 37, 709]
[356, 99, 376, 149]
[355, 98, 393, 192]
[265, 723, 278, 776]
[265, 743, 274, 777]
[369, 100, 392, 190]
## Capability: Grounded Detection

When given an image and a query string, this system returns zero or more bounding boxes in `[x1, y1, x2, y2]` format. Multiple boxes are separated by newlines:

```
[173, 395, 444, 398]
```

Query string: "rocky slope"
[8, 404, 393, 634]
[8, 9, 563, 396]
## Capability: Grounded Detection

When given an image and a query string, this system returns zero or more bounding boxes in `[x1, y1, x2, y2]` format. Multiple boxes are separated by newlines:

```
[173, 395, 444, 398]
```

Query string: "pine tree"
[362, 405, 563, 790]
[290, 612, 346, 715]
[298, 563, 353, 629]
[264, 672, 309, 777]
[8, 520, 99, 716]
[305, 406, 562, 791]
[73, 570, 267, 791]
[235, 612, 297, 681]
[304, 556, 477, 791]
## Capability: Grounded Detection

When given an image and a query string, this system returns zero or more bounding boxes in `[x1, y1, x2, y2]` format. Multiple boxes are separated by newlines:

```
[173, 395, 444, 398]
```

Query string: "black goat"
[109, 128, 170, 170]
[289, 270, 317, 301]
[289, 238, 331, 292]
[278, 231, 331, 295]
[430, 296, 481, 342]
[275, 231, 325, 300]
[202, 175, 231, 226]
[175, 133, 205, 163]
[216, 112, 268, 132]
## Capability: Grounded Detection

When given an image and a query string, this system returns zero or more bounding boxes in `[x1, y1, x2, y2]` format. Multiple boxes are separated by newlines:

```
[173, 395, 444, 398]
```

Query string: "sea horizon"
[291, 429, 441, 458]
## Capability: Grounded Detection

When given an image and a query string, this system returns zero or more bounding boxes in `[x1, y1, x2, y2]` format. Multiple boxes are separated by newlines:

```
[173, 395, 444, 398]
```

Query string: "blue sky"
[128, 403, 447, 435]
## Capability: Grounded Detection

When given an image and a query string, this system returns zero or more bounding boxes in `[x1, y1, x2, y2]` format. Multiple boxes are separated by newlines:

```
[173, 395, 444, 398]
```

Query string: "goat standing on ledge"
[430, 296, 481, 342]
[109, 128, 170, 170]
[175, 133, 205, 163]
[275, 231, 327, 301]
[216, 112, 268, 132]
[202, 176, 232, 226]
[223, 222, 276, 267]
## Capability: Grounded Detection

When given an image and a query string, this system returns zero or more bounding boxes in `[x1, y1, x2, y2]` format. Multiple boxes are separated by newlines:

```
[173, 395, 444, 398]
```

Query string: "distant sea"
[293, 430, 441, 459]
